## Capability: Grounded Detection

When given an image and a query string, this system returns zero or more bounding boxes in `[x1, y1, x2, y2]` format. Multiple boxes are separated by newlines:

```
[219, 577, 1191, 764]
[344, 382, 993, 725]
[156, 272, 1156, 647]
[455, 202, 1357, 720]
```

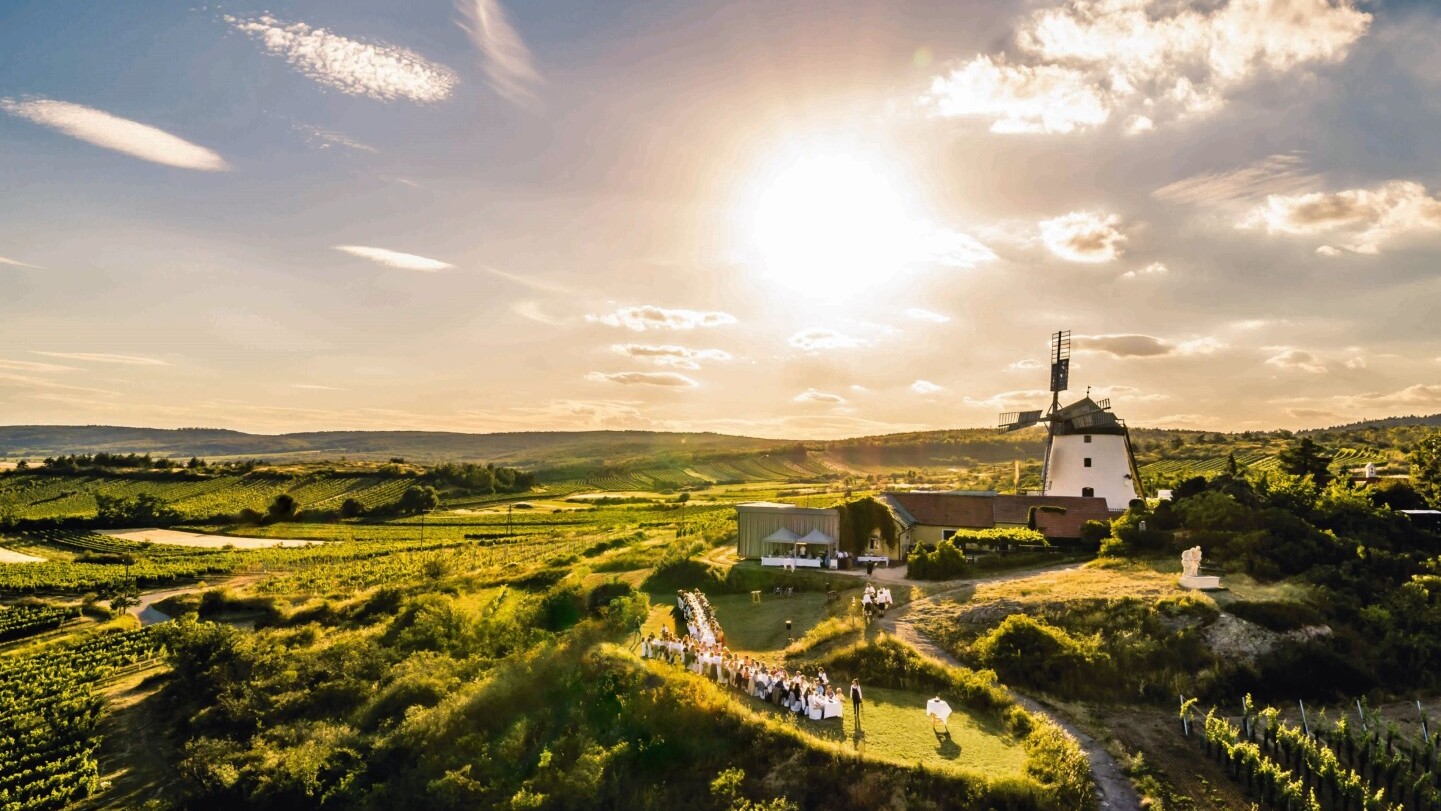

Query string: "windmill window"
[1082, 487, 1094, 497]
[1084, 435, 1092, 443]
[1083, 457, 1093, 467]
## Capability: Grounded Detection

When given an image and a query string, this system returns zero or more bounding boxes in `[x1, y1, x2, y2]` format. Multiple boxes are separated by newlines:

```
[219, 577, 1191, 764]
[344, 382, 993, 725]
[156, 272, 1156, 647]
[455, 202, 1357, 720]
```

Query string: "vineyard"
[583, 452, 840, 491]
[1139, 447, 1391, 485]
[0, 628, 161, 811]
[0, 603, 80, 643]
[1193, 697, 1441, 810]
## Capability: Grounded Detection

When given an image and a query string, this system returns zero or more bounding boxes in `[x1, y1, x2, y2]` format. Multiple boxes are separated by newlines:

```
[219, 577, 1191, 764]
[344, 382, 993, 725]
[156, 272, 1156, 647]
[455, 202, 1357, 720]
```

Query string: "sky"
[3, 0, 1441, 439]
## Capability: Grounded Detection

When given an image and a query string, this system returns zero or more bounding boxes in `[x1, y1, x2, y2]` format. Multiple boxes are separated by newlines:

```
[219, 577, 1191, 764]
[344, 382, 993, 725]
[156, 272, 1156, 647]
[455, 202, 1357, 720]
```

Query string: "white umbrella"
[926, 697, 953, 725]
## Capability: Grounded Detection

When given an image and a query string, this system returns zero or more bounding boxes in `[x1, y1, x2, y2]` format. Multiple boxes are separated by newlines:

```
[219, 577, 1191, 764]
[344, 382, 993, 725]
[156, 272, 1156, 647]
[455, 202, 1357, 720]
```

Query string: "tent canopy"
[762, 527, 801, 544]
[798, 528, 836, 545]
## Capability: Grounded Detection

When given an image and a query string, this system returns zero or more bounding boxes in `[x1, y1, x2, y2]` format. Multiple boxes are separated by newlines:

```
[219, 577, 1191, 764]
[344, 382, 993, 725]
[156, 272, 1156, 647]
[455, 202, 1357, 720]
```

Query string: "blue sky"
[2, 0, 1441, 438]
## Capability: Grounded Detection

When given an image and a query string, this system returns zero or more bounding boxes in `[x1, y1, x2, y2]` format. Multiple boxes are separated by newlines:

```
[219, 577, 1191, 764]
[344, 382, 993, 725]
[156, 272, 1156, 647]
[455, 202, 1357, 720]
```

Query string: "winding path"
[874, 564, 1142, 811]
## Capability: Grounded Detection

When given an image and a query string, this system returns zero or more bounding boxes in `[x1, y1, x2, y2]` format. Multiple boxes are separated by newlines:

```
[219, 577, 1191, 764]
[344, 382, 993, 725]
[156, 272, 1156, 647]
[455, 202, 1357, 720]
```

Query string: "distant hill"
[0, 426, 789, 470]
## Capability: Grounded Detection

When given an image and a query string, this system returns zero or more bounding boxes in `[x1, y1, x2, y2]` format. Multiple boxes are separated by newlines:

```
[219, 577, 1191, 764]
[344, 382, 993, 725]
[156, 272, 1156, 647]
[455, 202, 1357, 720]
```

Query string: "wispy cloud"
[911, 380, 944, 395]
[33, 351, 169, 366]
[1153, 153, 1321, 205]
[0, 254, 41, 269]
[1, 98, 229, 171]
[292, 384, 347, 391]
[1075, 334, 1223, 358]
[586, 371, 699, 388]
[611, 344, 732, 370]
[1040, 211, 1126, 263]
[1265, 347, 1327, 374]
[0, 358, 78, 373]
[963, 389, 1050, 410]
[227, 15, 458, 103]
[795, 389, 847, 404]
[1241, 180, 1441, 254]
[923, 0, 1371, 134]
[905, 308, 951, 323]
[0, 374, 119, 397]
[788, 328, 865, 351]
[589, 306, 737, 332]
[1120, 262, 1169, 281]
[293, 122, 376, 153]
[335, 245, 453, 271]
[456, 0, 543, 105]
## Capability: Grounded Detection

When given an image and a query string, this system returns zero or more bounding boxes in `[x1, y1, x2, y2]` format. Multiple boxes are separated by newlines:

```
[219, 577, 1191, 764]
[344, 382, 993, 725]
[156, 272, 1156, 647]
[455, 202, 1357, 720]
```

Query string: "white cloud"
[1265, 348, 1327, 374]
[794, 389, 847, 405]
[335, 245, 453, 271]
[911, 380, 944, 394]
[1120, 261, 1169, 280]
[1008, 358, 1044, 371]
[589, 306, 737, 332]
[1, 98, 229, 171]
[611, 344, 732, 370]
[963, 389, 1050, 410]
[1241, 180, 1441, 254]
[227, 15, 458, 103]
[586, 371, 698, 388]
[1153, 153, 1321, 205]
[925, 55, 1109, 134]
[905, 308, 951, 323]
[294, 123, 376, 152]
[914, 226, 999, 267]
[33, 351, 169, 366]
[0, 254, 41, 269]
[512, 300, 564, 326]
[788, 329, 866, 351]
[1040, 211, 1126, 263]
[293, 384, 346, 391]
[1338, 384, 1441, 411]
[456, 0, 543, 105]
[924, 0, 1371, 134]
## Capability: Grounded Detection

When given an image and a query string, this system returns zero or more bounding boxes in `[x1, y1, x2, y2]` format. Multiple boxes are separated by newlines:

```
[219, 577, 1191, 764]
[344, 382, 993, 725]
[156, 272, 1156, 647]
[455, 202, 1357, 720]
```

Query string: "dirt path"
[129, 575, 262, 626]
[875, 563, 1142, 811]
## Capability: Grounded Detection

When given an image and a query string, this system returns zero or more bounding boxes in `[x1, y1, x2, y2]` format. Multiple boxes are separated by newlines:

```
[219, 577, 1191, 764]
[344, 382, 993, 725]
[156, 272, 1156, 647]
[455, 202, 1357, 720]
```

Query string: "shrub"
[1225, 600, 1325, 632]
[907, 538, 968, 580]
[1078, 519, 1110, 547]
[971, 614, 1108, 696]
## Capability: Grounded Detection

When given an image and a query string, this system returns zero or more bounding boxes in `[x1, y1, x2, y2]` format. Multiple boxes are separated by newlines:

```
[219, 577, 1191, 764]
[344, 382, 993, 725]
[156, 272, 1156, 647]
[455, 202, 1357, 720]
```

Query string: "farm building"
[734, 502, 840, 565]
[880, 491, 1111, 549]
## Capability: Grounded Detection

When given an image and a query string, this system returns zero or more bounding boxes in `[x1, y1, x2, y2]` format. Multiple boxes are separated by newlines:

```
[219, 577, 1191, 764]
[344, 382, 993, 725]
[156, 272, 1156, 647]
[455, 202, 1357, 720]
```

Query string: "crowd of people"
[644, 589, 848, 721]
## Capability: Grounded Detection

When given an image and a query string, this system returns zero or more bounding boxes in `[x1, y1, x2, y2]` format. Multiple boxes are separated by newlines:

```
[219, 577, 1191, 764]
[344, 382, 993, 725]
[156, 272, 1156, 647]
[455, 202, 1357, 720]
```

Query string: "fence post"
[1299, 700, 1311, 738]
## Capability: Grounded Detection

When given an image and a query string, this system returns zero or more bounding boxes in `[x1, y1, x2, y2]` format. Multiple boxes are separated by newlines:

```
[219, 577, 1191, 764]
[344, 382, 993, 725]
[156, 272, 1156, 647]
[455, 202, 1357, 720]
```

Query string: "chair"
[751, 590, 762, 604]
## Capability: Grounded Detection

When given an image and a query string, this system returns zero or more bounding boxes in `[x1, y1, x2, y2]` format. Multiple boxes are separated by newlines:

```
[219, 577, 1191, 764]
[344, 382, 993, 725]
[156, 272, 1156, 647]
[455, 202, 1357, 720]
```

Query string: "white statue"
[1181, 546, 1202, 578]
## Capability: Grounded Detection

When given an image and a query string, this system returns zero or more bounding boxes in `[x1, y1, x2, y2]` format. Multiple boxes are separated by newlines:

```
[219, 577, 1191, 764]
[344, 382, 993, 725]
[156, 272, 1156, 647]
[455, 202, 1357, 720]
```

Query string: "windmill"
[998, 330, 1143, 510]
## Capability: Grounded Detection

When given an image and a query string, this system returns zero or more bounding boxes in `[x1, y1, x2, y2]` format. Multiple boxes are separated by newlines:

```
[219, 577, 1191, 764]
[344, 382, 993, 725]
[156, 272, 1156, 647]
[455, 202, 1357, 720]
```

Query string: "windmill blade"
[999, 410, 1044, 431]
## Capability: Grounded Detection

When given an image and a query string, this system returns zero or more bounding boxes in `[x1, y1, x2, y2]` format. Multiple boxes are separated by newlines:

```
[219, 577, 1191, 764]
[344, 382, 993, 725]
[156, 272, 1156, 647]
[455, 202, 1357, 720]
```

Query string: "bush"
[907, 538, 968, 580]
[1078, 520, 1110, 547]
[1225, 600, 1325, 632]
[971, 614, 1108, 697]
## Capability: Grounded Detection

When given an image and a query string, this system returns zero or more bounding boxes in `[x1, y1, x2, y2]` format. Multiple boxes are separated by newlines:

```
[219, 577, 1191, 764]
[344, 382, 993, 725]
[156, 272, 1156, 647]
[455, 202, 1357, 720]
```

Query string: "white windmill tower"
[997, 330, 1143, 511]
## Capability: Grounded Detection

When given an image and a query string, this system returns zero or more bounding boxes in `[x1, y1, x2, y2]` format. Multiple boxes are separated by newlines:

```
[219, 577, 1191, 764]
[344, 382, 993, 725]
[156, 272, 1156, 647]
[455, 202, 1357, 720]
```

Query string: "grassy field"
[747, 683, 1029, 777]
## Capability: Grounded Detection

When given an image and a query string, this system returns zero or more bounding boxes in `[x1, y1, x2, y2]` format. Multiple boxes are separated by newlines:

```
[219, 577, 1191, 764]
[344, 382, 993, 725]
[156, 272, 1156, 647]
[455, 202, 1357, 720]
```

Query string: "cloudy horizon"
[4, 0, 1441, 440]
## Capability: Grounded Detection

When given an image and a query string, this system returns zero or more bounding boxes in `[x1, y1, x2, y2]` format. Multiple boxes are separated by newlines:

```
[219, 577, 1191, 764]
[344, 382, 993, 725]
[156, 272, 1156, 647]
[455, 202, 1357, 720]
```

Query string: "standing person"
[850, 679, 864, 728]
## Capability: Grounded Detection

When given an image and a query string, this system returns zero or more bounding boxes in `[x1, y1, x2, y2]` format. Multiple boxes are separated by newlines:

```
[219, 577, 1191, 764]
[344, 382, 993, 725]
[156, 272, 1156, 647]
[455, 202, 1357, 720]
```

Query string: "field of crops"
[0, 472, 425, 521]
[0, 604, 81, 643]
[0, 628, 161, 811]
[583, 452, 841, 491]
[1138, 447, 1394, 485]
[1198, 699, 1441, 809]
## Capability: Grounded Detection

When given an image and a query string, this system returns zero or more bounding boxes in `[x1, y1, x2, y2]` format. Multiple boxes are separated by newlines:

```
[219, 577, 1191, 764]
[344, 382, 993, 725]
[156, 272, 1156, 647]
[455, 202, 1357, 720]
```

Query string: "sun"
[746, 149, 917, 297]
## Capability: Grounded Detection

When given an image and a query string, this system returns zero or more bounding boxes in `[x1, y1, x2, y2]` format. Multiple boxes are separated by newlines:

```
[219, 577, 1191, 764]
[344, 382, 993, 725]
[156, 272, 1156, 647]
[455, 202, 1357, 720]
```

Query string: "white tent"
[762, 527, 801, 544]
[797, 528, 836, 545]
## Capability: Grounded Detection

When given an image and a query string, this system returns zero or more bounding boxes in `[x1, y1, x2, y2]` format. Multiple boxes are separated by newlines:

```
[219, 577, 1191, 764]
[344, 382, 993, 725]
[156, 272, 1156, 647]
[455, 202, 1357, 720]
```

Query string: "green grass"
[708, 590, 860, 653]
[745, 684, 1028, 776]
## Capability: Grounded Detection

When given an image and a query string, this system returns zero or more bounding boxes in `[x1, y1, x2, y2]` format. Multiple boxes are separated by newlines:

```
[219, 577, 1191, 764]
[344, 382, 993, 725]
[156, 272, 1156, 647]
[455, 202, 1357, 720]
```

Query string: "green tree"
[1411, 434, 1441, 508]
[340, 498, 366, 519]
[1277, 438, 1335, 488]
[397, 485, 440, 515]
[267, 493, 298, 522]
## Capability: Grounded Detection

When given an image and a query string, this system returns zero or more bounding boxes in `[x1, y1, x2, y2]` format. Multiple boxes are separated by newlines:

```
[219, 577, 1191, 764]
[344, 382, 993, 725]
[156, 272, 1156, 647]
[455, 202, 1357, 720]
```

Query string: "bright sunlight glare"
[748, 151, 918, 297]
